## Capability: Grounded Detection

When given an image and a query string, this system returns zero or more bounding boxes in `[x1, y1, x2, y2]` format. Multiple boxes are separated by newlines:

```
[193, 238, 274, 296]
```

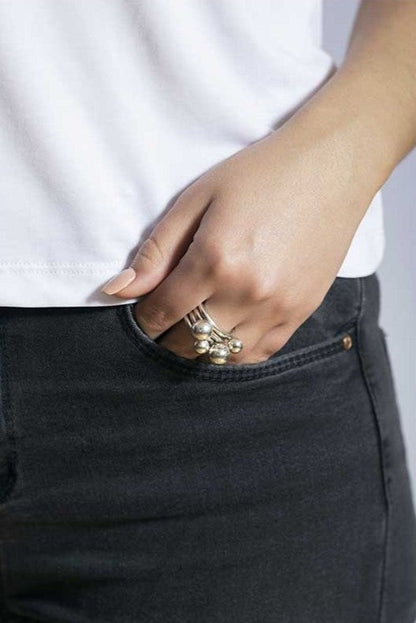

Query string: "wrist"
[274, 63, 413, 198]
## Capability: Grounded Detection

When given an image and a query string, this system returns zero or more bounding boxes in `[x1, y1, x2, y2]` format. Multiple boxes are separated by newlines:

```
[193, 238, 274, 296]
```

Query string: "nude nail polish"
[101, 267, 136, 295]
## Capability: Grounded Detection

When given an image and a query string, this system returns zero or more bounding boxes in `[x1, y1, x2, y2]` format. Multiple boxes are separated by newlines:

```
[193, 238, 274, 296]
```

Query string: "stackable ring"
[184, 302, 244, 365]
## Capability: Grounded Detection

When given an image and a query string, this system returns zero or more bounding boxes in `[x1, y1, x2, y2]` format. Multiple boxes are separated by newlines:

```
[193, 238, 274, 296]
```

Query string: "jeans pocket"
[116, 276, 362, 383]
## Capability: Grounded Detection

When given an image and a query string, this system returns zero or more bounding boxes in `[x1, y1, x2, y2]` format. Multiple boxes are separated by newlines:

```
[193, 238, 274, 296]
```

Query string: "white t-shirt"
[0, 0, 384, 307]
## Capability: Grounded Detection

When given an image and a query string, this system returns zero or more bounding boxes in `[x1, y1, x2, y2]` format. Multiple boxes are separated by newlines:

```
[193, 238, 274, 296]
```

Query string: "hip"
[0, 272, 415, 622]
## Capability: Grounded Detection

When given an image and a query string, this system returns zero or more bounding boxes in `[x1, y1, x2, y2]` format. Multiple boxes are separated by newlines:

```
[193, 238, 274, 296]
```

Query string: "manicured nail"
[101, 267, 136, 295]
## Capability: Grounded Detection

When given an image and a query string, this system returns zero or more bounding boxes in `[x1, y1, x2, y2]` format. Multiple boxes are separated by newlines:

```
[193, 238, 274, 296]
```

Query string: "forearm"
[272, 0, 416, 205]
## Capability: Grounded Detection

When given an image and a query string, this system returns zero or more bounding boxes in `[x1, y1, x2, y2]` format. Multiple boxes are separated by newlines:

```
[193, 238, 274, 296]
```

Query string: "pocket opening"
[117, 302, 357, 383]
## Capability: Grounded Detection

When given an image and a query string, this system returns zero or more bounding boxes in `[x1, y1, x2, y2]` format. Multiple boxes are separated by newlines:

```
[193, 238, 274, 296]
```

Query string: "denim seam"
[355, 276, 389, 623]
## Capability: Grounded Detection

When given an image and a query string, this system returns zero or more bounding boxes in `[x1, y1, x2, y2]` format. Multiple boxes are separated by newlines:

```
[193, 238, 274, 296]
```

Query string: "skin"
[103, 0, 416, 365]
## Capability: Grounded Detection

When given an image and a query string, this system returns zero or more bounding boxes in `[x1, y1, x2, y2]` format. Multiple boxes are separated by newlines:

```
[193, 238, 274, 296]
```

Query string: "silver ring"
[184, 301, 243, 365]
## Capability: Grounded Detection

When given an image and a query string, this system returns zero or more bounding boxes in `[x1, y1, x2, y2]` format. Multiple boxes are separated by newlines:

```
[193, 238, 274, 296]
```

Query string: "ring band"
[184, 302, 244, 365]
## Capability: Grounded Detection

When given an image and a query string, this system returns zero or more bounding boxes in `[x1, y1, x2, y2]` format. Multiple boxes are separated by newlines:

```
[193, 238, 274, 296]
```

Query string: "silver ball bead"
[208, 342, 230, 365]
[228, 338, 243, 354]
[191, 320, 212, 341]
[193, 339, 211, 354]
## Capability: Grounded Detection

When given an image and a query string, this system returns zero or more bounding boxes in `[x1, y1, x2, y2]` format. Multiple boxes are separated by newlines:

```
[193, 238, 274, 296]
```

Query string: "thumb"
[101, 186, 210, 298]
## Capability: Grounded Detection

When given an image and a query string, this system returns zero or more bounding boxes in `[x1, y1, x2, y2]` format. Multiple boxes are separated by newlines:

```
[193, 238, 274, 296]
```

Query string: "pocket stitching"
[355, 275, 389, 623]
[117, 303, 357, 382]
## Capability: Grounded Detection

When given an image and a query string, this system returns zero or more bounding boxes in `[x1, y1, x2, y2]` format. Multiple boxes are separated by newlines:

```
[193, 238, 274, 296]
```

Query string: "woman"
[0, 1, 415, 621]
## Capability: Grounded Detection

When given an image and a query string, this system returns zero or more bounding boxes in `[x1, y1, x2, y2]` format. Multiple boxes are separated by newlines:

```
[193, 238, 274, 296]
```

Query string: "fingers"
[131, 248, 215, 340]
[195, 295, 287, 364]
[101, 185, 211, 299]
[99, 181, 297, 364]
[155, 317, 201, 360]
[129, 253, 294, 362]
[158, 287, 287, 365]
[131, 263, 294, 364]
[155, 292, 249, 361]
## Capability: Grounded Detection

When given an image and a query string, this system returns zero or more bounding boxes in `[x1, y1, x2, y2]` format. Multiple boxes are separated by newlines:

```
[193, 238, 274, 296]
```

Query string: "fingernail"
[101, 267, 136, 295]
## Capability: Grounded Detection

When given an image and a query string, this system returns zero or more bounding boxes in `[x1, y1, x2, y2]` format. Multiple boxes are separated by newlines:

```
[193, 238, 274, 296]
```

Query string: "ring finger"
[157, 294, 248, 361]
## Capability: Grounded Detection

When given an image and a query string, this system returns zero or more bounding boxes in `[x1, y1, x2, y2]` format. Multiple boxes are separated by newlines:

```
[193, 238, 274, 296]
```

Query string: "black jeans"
[0, 272, 415, 623]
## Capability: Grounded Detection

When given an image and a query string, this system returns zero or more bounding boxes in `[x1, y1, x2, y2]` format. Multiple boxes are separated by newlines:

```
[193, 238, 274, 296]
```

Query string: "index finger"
[133, 250, 215, 341]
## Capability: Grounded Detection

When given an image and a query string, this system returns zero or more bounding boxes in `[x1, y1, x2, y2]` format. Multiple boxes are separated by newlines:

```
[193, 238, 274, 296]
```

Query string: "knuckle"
[197, 240, 224, 267]
[191, 241, 277, 301]
[243, 278, 275, 303]
[199, 245, 240, 281]
[214, 262, 240, 284]
[135, 236, 164, 268]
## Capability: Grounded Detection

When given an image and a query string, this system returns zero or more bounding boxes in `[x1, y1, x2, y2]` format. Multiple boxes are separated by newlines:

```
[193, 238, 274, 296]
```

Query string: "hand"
[101, 0, 416, 365]
[102, 114, 375, 365]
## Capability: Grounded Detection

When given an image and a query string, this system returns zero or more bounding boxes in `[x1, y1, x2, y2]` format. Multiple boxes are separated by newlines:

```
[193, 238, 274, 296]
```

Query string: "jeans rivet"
[342, 335, 353, 350]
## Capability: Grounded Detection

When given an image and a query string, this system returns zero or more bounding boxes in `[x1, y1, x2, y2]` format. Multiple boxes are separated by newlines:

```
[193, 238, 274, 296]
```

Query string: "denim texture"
[0, 272, 415, 622]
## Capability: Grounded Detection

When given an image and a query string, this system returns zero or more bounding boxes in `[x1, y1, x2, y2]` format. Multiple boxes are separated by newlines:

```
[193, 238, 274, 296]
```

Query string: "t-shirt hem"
[0, 228, 385, 307]
[0, 263, 138, 307]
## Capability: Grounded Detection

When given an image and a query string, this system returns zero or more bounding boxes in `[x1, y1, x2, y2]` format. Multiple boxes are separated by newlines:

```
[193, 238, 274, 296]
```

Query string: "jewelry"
[184, 302, 244, 365]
